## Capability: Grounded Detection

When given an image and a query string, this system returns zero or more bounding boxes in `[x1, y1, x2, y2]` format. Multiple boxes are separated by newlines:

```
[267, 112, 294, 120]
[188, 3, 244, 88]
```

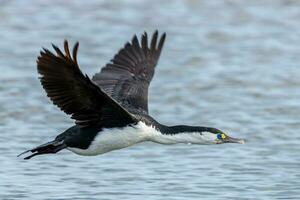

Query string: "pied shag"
[19, 31, 244, 160]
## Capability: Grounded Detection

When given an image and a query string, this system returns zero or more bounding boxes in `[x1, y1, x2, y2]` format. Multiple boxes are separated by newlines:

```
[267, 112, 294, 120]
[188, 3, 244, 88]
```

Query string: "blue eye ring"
[217, 133, 226, 140]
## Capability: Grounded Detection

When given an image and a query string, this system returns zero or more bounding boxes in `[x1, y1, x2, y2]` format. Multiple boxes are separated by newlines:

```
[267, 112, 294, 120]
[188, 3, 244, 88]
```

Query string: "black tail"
[18, 140, 67, 160]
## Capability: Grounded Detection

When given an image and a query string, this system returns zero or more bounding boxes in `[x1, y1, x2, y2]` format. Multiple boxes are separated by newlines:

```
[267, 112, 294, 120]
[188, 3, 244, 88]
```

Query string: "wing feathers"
[141, 32, 148, 57]
[63, 40, 71, 60]
[156, 33, 166, 58]
[92, 30, 166, 114]
[150, 30, 158, 57]
[37, 41, 136, 127]
[72, 42, 79, 64]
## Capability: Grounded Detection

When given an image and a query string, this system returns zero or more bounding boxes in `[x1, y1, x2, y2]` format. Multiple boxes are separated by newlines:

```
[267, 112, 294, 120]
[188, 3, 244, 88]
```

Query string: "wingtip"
[51, 43, 56, 49]
[143, 31, 148, 38]
[64, 40, 71, 58]
[152, 30, 158, 40]
[125, 42, 131, 48]
[52, 43, 65, 57]
[157, 32, 166, 50]
[141, 32, 148, 48]
[42, 47, 48, 53]
[132, 34, 138, 40]
[64, 39, 68, 46]
[73, 41, 80, 63]
[74, 41, 79, 47]
[39, 49, 45, 57]
[131, 34, 140, 47]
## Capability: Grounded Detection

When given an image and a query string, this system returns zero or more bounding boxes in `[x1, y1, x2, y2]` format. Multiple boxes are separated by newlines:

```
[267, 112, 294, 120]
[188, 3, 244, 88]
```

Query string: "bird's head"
[157, 125, 245, 145]
[207, 128, 245, 144]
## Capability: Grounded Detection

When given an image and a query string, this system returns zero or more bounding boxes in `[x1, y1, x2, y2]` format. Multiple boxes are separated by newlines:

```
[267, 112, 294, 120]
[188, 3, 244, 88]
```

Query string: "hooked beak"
[224, 136, 245, 144]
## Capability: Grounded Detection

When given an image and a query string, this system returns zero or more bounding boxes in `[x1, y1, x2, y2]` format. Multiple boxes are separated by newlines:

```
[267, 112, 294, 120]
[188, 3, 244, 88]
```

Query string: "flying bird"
[19, 31, 244, 160]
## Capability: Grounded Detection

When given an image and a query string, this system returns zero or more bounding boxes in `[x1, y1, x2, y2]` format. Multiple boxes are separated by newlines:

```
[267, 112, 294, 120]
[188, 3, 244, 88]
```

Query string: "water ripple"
[1, 0, 300, 199]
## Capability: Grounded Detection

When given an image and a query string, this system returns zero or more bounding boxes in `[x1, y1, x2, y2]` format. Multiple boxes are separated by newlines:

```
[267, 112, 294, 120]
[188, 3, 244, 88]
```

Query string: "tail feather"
[18, 140, 67, 160]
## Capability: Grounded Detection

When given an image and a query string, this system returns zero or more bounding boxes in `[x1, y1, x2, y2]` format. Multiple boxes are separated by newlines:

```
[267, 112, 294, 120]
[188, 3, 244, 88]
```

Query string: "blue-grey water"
[1, 0, 300, 199]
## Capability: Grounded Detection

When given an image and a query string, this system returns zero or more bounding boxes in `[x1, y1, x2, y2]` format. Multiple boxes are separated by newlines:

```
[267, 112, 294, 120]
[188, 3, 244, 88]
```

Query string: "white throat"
[142, 123, 218, 145]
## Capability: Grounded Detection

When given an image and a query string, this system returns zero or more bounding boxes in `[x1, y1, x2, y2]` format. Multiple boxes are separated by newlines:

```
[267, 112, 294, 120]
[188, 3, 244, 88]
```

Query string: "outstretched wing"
[37, 41, 137, 127]
[92, 31, 166, 114]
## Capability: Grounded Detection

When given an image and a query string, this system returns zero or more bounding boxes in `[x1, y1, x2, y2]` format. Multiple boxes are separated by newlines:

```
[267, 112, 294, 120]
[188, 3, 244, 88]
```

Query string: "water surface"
[1, 0, 300, 199]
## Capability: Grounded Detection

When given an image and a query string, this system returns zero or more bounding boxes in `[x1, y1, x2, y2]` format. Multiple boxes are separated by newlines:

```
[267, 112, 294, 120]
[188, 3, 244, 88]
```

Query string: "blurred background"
[1, 0, 300, 199]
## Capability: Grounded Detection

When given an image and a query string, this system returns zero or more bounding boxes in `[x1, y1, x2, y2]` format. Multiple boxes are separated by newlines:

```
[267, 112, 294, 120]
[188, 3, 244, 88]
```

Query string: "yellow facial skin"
[215, 133, 227, 144]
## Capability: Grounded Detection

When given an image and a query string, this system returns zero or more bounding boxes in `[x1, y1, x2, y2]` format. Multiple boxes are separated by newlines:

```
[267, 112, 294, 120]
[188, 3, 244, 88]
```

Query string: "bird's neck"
[139, 121, 218, 145]
[159, 125, 217, 135]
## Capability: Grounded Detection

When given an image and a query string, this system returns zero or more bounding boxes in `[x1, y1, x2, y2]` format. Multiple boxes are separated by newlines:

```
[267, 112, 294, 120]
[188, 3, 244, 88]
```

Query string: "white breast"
[67, 122, 156, 156]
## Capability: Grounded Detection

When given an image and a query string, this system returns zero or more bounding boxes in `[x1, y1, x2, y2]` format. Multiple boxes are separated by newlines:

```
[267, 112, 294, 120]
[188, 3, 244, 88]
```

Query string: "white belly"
[67, 123, 152, 156]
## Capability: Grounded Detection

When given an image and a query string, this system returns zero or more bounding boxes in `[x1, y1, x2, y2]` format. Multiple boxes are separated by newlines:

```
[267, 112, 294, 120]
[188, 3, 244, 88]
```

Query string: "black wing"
[37, 41, 137, 127]
[92, 31, 166, 114]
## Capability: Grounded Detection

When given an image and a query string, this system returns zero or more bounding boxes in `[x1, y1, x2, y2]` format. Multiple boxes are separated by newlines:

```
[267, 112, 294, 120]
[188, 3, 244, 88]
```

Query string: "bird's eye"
[217, 133, 226, 140]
